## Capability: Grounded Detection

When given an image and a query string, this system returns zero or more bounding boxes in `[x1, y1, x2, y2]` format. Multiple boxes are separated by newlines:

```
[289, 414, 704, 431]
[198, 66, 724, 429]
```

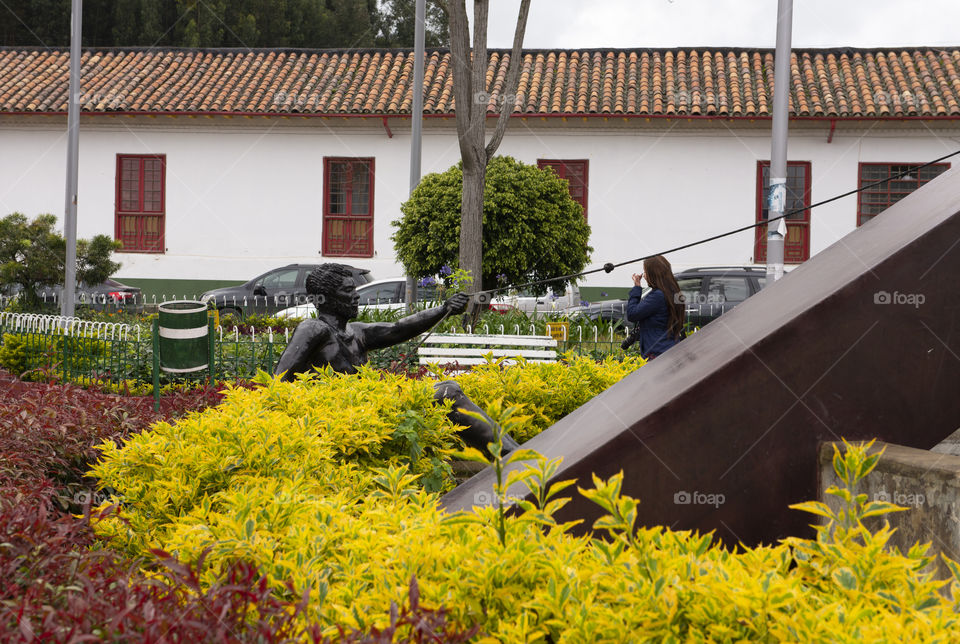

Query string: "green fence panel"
[1, 312, 629, 394]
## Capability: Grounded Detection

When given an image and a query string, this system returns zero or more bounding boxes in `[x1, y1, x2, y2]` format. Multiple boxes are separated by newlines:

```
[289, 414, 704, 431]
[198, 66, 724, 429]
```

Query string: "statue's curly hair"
[305, 263, 356, 298]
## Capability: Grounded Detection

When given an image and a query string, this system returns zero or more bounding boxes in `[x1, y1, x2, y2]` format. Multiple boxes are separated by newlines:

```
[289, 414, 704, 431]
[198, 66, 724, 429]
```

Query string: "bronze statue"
[274, 263, 520, 455]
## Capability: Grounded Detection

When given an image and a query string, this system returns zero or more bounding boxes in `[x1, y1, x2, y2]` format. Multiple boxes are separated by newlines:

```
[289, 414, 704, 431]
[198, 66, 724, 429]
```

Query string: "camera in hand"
[467, 291, 492, 316]
[621, 324, 641, 351]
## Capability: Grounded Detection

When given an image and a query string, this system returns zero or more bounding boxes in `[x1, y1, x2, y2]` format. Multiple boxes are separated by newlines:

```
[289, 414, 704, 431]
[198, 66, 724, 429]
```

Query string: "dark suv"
[573, 266, 767, 330]
[675, 266, 767, 327]
[200, 264, 372, 318]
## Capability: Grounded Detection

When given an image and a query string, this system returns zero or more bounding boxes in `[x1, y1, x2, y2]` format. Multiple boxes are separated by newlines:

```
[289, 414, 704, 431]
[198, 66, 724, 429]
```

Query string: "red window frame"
[856, 162, 950, 226]
[115, 154, 166, 253]
[322, 157, 375, 258]
[538, 159, 589, 220]
[755, 161, 811, 263]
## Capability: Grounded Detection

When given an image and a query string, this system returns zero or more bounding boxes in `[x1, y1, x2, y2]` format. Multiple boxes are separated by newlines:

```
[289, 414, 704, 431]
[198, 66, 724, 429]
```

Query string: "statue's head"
[305, 263, 360, 321]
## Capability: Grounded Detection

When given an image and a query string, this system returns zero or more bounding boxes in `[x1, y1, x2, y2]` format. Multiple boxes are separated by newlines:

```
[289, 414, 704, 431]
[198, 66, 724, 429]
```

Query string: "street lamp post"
[765, 0, 793, 287]
[61, 0, 82, 317]
[405, 0, 426, 311]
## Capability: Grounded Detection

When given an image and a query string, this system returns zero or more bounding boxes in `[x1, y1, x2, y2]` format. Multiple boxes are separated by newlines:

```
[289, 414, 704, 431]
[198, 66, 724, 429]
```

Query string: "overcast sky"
[476, 0, 960, 50]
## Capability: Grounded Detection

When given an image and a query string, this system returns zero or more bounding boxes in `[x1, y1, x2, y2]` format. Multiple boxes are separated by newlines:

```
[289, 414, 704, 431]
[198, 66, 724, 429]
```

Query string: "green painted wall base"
[120, 278, 244, 302]
[122, 278, 627, 305]
[580, 286, 630, 302]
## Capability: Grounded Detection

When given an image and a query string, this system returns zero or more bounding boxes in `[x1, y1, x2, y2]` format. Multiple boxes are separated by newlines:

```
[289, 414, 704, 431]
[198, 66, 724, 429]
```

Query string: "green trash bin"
[158, 300, 210, 373]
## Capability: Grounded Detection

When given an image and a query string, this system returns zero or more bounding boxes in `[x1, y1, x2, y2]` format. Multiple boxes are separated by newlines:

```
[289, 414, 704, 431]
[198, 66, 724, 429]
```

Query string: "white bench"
[417, 333, 558, 371]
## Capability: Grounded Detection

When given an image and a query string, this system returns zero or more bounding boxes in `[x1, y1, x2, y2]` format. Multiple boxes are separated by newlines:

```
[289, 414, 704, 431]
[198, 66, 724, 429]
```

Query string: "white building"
[1, 47, 958, 297]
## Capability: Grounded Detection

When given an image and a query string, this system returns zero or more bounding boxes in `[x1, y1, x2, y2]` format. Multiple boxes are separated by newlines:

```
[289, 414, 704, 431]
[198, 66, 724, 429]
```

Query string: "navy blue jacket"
[626, 287, 681, 358]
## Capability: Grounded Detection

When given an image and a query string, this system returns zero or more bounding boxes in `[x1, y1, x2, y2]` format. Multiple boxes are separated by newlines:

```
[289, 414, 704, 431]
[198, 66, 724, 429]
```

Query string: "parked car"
[493, 284, 581, 317]
[274, 277, 439, 319]
[675, 266, 767, 328]
[9, 278, 144, 313]
[200, 264, 372, 318]
[568, 295, 643, 329]
[570, 266, 768, 330]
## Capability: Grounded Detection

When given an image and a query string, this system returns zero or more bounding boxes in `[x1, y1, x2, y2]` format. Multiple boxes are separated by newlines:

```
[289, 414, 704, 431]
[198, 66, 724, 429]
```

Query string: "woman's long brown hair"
[643, 255, 686, 339]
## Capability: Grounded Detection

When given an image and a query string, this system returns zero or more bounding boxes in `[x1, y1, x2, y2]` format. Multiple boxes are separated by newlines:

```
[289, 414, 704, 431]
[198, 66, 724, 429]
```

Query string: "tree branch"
[484, 0, 530, 161]
[446, 0, 475, 160]
[462, 0, 489, 167]
[471, 0, 489, 125]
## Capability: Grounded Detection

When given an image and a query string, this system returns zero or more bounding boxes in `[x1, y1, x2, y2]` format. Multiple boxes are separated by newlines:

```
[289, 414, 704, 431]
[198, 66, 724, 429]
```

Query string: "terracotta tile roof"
[2, 47, 960, 118]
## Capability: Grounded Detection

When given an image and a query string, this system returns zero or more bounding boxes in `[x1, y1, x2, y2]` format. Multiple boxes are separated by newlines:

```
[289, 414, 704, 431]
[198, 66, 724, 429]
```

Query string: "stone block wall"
[819, 441, 960, 578]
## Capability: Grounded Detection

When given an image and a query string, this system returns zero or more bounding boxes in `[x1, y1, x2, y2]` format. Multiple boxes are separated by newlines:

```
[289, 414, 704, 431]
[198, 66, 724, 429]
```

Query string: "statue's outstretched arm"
[361, 293, 469, 351]
[274, 320, 332, 381]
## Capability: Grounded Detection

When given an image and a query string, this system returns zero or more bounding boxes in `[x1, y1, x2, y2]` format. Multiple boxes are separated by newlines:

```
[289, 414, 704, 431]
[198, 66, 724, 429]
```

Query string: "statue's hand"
[444, 292, 470, 314]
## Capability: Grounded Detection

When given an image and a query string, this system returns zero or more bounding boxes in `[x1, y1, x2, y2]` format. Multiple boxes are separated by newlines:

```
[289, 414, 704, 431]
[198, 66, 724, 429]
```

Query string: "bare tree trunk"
[447, 0, 531, 292]
[459, 160, 485, 289]
[484, 0, 530, 159]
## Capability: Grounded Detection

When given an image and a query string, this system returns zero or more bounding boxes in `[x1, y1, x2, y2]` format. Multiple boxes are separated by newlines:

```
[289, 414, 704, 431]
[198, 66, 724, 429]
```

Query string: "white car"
[493, 284, 582, 316]
[275, 277, 440, 318]
[276, 277, 582, 319]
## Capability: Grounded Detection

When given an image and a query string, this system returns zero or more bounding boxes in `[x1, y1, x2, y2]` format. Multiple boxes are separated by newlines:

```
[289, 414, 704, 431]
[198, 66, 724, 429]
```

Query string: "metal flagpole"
[61, 0, 83, 317]
[405, 0, 426, 311]
[765, 0, 793, 287]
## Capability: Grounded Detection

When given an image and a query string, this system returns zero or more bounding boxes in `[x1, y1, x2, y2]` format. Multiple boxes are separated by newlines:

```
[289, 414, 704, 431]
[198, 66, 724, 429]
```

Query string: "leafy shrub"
[0, 374, 344, 641]
[0, 331, 113, 382]
[72, 306, 147, 325]
[433, 308, 630, 356]
[454, 354, 646, 441]
[0, 369, 223, 510]
[0, 483, 327, 642]
[328, 576, 479, 643]
[0, 332, 30, 375]
[88, 360, 960, 640]
[393, 156, 592, 291]
[366, 340, 421, 374]
[91, 369, 457, 533]
[0, 212, 122, 312]
[88, 363, 640, 635]
[222, 312, 302, 335]
[355, 308, 408, 323]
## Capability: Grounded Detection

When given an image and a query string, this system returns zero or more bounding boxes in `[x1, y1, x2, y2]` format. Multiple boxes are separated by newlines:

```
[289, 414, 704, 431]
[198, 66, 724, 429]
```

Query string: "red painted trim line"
[5, 110, 960, 122]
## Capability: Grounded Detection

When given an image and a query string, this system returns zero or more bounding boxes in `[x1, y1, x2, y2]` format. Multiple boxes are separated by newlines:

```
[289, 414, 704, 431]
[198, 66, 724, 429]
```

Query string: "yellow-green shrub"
[454, 354, 645, 441]
[0, 331, 109, 381]
[0, 332, 29, 374]
[89, 368, 960, 641]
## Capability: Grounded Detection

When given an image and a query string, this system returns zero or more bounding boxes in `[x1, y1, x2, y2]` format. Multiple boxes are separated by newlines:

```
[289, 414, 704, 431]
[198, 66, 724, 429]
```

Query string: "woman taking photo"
[624, 255, 686, 359]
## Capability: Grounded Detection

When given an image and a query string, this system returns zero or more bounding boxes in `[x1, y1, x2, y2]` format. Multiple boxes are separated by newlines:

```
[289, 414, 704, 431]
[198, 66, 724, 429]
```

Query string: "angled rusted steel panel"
[442, 167, 960, 546]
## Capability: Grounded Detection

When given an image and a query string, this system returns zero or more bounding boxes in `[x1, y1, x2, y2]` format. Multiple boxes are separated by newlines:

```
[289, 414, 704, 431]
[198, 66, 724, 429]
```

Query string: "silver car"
[275, 277, 440, 319]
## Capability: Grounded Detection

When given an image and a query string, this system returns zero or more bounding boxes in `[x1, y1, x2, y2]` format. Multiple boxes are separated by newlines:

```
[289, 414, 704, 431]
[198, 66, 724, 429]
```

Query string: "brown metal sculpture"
[443, 168, 960, 546]
[274, 264, 520, 456]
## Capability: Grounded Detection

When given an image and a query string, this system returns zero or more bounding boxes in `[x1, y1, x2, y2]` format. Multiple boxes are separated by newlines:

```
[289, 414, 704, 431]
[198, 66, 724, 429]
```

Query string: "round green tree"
[392, 156, 592, 292]
[0, 212, 122, 310]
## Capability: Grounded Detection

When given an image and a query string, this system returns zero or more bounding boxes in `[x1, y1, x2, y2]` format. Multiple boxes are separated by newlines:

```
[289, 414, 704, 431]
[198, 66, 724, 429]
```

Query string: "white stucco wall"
[1, 114, 957, 291]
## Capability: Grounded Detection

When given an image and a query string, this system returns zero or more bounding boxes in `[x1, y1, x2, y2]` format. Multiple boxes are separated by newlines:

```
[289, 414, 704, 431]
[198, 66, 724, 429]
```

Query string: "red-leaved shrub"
[0, 482, 321, 642]
[0, 370, 223, 510]
[0, 373, 476, 642]
[331, 576, 480, 643]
